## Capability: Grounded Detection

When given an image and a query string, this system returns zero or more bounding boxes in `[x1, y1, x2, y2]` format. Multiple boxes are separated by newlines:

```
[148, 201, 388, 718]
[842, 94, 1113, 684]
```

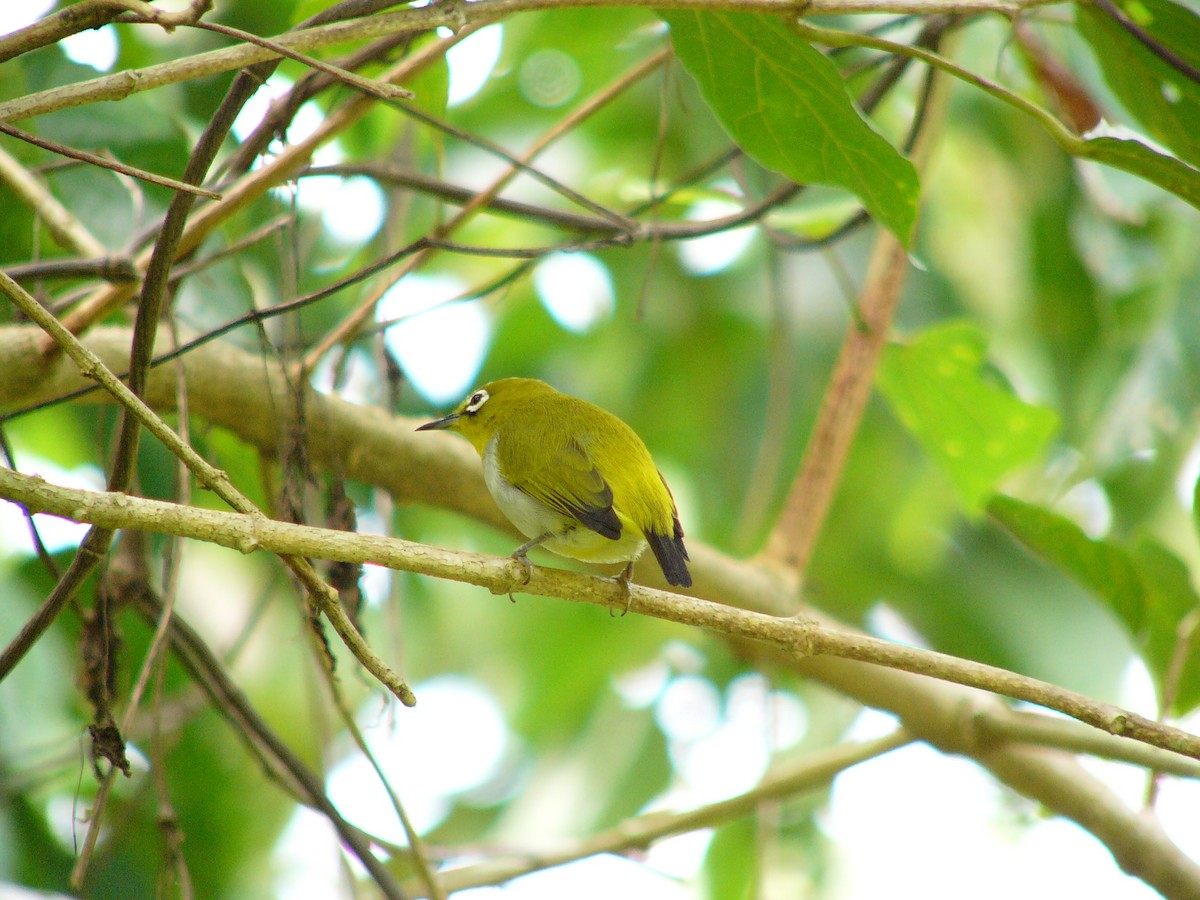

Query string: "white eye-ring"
[465, 389, 490, 413]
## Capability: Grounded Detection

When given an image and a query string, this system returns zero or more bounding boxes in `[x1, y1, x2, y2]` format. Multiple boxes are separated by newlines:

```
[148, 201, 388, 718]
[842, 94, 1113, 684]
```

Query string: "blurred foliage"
[0, 0, 1198, 897]
[877, 320, 1059, 510]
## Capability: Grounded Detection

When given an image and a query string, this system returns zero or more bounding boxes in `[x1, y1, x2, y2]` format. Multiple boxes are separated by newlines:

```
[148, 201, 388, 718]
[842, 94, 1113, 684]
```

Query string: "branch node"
[956, 701, 999, 754]
[502, 557, 533, 596]
[437, 0, 468, 33]
[790, 615, 820, 656]
[232, 522, 262, 554]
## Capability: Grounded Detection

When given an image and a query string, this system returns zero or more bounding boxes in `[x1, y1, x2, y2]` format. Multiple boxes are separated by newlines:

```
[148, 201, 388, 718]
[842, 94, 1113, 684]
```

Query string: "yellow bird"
[418, 378, 691, 589]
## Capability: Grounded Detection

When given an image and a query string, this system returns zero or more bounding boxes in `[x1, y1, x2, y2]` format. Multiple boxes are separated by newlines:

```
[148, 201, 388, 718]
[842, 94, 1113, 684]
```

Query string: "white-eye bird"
[417, 378, 691, 589]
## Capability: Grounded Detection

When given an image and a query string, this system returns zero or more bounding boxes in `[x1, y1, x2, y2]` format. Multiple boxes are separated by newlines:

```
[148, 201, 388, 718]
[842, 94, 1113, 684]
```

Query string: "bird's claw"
[609, 562, 635, 617]
[507, 552, 533, 602]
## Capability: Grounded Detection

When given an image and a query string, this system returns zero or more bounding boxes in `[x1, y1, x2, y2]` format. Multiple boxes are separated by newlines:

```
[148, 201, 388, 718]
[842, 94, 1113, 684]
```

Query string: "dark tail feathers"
[646, 524, 691, 588]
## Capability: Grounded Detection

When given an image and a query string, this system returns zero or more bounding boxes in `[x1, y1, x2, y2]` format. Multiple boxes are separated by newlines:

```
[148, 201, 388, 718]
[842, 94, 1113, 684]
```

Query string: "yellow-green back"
[422, 377, 691, 586]
[445, 378, 676, 537]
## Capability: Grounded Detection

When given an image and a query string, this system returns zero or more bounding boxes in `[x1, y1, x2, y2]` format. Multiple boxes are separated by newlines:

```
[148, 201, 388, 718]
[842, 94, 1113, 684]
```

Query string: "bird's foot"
[609, 562, 635, 617]
[507, 551, 534, 602]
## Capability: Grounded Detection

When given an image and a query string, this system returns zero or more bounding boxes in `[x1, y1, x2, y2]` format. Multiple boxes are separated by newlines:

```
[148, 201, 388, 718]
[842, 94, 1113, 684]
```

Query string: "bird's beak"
[416, 412, 460, 432]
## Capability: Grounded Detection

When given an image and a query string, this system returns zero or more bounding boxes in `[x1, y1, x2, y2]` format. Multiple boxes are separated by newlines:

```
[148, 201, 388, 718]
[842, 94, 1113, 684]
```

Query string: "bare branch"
[0, 121, 222, 199]
[0, 279, 415, 707]
[3, 465, 1198, 763]
[0, 0, 1065, 124]
[0, 144, 107, 257]
[0, 323, 1197, 895]
[423, 731, 914, 895]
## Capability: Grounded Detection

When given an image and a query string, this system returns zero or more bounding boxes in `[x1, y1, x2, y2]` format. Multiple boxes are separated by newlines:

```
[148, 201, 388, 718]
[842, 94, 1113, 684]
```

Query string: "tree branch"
[0, 0, 1064, 124]
[129, 589, 408, 900]
[418, 730, 913, 895]
[0, 285, 415, 707]
[49, 24, 469, 345]
[1, 324, 1198, 896]
[0, 144, 108, 257]
[2, 465, 1198, 763]
[0, 121, 221, 200]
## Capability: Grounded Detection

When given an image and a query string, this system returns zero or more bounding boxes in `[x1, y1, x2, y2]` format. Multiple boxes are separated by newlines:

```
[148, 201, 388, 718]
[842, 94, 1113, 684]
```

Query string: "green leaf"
[702, 818, 756, 900]
[1079, 135, 1200, 210]
[990, 495, 1200, 713]
[1131, 539, 1200, 713]
[405, 32, 451, 122]
[662, 11, 919, 244]
[1193, 469, 1200, 543]
[1078, 0, 1200, 169]
[877, 322, 1059, 510]
[990, 495, 1146, 627]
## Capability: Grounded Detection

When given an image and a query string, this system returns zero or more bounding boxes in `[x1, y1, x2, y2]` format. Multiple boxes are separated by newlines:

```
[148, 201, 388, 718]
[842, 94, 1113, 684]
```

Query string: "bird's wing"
[502, 436, 622, 540]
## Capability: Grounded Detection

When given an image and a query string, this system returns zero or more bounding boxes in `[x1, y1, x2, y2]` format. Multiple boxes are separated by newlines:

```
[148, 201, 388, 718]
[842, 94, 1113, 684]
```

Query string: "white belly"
[483, 436, 647, 565]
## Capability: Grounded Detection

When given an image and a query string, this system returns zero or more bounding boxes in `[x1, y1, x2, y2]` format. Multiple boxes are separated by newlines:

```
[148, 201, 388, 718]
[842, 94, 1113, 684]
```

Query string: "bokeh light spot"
[379, 275, 490, 404]
[447, 24, 503, 106]
[534, 252, 614, 333]
[677, 199, 755, 275]
[519, 49, 582, 108]
[62, 27, 117, 71]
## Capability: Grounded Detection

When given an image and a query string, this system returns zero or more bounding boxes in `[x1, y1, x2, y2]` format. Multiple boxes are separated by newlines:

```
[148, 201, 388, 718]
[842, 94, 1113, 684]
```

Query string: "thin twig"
[971, 708, 1200, 779]
[0, 144, 107, 257]
[129, 589, 407, 900]
[304, 165, 621, 234]
[51, 24, 468, 345]
[3, 257, 139, 284]
[300, 49, 668, 369]
[192, 20, 414, 101]
[0, 122, 221, 200]
[421, 730, 913, 896]
[1092, 0, 1200, 85]
[0, 273, 416, 707]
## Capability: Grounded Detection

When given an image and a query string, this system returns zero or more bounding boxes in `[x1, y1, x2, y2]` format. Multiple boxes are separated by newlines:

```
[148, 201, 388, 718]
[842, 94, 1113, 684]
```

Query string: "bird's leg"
[609, 561, 635, 617]
[508, 531, 552, 601]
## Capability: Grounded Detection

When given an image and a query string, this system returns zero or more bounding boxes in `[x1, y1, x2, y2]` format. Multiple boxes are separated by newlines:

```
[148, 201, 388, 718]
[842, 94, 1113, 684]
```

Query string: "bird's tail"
[646, 525, 691, 588]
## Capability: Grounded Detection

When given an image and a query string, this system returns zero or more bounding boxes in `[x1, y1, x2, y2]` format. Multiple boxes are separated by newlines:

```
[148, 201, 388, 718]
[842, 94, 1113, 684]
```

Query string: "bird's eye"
[465, 389, 489, 413]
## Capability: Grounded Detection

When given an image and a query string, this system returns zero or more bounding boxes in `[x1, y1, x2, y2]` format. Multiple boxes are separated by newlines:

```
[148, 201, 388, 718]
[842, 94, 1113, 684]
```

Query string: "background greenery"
[1, 0, 1199, 897]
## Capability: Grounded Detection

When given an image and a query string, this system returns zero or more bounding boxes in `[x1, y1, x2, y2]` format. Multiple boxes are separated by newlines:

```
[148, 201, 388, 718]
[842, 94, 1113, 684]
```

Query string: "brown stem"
[761, 230, 909, 575]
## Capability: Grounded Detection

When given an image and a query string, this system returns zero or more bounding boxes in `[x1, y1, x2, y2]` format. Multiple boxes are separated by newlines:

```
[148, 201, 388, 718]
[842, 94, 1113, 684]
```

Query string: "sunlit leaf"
[663, 11, 919, 244]
[877, 322, 1059, 510]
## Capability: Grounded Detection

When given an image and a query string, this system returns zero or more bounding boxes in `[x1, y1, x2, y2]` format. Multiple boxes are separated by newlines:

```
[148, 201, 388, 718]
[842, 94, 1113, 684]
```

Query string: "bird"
[417, 378, 691, 598]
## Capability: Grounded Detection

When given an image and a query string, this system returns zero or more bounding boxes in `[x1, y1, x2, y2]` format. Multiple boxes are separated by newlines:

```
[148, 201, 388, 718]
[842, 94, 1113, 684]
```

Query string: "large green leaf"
[991, 494, 1200, 713]
[877, 322, 1059, 511]
[662, 11, 919, 244]
[1078, 0, 1200, 169]
[1079, 135, 1200, 210]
